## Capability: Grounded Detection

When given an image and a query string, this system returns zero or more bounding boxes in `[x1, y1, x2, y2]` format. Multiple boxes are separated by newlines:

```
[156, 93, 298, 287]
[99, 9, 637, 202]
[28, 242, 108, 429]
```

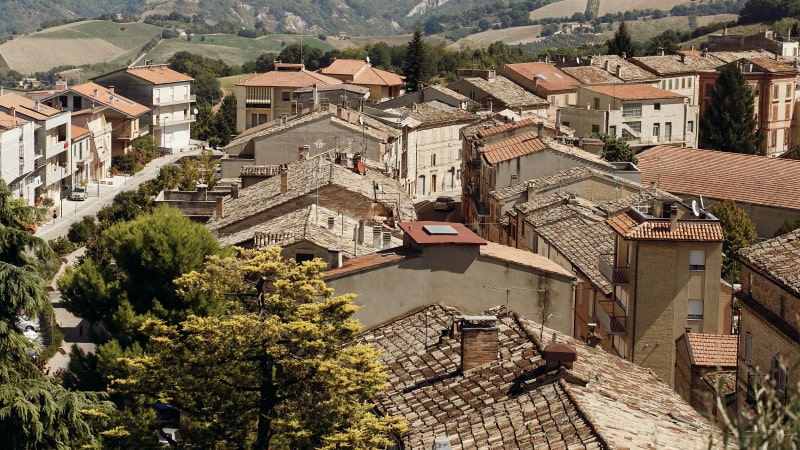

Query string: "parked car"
[69, 187, 87, 201]
[433, 196, 456, 211]
[157, 427, 181, 446]
[16, 315, 39, 332]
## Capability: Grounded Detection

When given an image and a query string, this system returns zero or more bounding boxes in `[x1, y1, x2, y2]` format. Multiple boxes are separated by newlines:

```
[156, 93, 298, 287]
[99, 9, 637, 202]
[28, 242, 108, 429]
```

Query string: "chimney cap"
[543, 342, 577, 364]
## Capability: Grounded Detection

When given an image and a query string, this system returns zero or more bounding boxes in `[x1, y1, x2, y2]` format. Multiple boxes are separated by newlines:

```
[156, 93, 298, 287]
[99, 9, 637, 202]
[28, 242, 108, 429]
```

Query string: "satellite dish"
[691, 199, 700, 217]
[193, 108, 199, 115]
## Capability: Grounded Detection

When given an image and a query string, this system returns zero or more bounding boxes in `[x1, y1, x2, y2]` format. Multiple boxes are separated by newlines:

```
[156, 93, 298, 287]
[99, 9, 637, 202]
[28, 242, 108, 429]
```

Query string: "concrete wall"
[325, 244, 576, 332]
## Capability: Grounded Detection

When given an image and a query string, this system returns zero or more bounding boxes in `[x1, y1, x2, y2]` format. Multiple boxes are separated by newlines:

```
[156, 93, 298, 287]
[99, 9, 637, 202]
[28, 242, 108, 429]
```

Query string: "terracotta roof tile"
[481, 132, 547, 164]
[398, 221, 486, 246]
[480, 241, 575, 279]
[238, 69, 341, 88]
[738, 229, 800, 296]
[124, 64, 193, 84]
[67, 82, 149, 117]
[477, 117, 536, 138]
[607, 208, 723, 241]
[502, 62, 580, 91]
[629, 54, 723, 74]
[451, 76, 549, 109]
[747, 57, 798, 73]
[685, 333, 738, 367]
[365, 305, 721, 450]
[638, 145, 800, 212]
[562, 65, 623, 84]
[584, 55, 657, 81]
[582, 84, 686, 100]
[0, 92, 63, 120]
[71, 124, 90, 139]
[319, 59, 367, 76]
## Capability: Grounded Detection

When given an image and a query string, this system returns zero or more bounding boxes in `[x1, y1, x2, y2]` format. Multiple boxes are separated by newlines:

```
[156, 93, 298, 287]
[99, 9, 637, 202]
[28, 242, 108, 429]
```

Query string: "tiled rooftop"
[480, 241, 575, 279]
[388, 102, 476, 126]
[629, 54, 723, 75]
[237, 68, 341, 88]
[124, 64, 193, 84]
[68, 82, 149, 117]
[747, 57, 798, 73]
[638, 145, 800, 212]
[685, 333, 738, 367]
[502, 62, 580, 91]
[454, 76, 549, 108]
[480, 132, 547, 164]
[582, 84, 686, 100]
[738, 229, 800, 296]
[206, 156, 416, 232]
[607, 208, 723, 241]
[707, 50, 777, 64]
[561, 65, 624, 84]
[398, 221, 486, 246]
[426, 84, 471, 102]
[365, 305, 720, 450]
[0, 92, 63, 120]
[71, 124, 90, 139]
[584, 55, 658, 81]
[218, 204, 401, 258]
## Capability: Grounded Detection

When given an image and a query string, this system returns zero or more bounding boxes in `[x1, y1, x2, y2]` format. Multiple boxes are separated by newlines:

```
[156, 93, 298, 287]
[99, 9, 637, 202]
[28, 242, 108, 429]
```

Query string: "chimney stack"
[327, 216, 335, 230]
[230, 184, 239, 199]
[461, 316, 498, 371]
[669, 204, 679, 232]
[543, 342, 578, 370]
[328, 248, 342, 269]
[215, 197, 224, 219]
[279, 168, 288, 193]
[372, 226, 381, 248]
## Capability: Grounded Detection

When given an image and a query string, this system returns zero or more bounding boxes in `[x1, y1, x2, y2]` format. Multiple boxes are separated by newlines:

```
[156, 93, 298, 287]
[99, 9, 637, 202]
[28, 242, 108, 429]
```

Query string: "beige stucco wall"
[325, 245, 577, 332]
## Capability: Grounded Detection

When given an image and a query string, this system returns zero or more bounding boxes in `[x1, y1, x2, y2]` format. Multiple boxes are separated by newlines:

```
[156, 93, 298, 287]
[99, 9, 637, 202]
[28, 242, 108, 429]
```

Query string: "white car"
[69, 187, 87, 201]
[157, 427, 181, 446]
[433, 196, 456, 211]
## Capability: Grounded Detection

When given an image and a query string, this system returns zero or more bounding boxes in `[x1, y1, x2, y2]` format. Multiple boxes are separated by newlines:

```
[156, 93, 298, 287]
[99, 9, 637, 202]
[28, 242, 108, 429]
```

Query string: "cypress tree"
[402, 28, 425, 92]
[607, 21, 635, 57]
[699, 62, 762, 154]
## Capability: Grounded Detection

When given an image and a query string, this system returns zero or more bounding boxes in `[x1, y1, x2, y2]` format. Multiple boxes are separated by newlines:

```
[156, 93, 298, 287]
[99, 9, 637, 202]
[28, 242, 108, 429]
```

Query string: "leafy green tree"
[212, 94, 237, 146]
[606, 20, 636, 57]
[709, 199, 757, 281]
[67, 215, 99, 244]
[115, 248, 406, 450]
[591, 132, 637, 163]
[700, 63, 762, 154]
[403, 28, 426, 92]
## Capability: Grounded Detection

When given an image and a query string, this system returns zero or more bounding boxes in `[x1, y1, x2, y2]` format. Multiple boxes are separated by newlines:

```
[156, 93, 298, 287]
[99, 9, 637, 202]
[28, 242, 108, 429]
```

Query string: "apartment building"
[0, 93, 71, 203]
[0, 110, 35, 203]
[93, 62, 196, 154]
[498, 62, 580, 120]
[318, 58, 404, 102]
[234, 63, 341, 132]
[448, 69, 549, 116]
[560, 84, 698, 149]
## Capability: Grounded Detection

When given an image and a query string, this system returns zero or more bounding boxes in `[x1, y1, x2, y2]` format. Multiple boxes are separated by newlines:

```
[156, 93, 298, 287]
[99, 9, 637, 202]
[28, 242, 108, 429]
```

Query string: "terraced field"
[531, 0, 696, 20]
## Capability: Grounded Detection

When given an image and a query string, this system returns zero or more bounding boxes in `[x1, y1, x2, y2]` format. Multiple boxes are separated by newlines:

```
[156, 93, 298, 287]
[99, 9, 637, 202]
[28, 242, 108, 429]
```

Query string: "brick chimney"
[230, 184, 239, 199]
[669, 204, 679, 232]
[328, 248, 342, 269]
[461, 316, 498, 371]
[215, 197, 224, 219]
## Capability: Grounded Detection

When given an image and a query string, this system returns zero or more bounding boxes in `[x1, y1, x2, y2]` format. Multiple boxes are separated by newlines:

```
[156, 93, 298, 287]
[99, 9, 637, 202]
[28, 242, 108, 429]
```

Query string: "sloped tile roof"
[124, 64, 193, 84]
[582, 84, 686, 100]
[454, 76, 549, 109]
[481, 132, 547, 164]
[398, 221, 486, 246]
[0, 92, 63, 120]
[607, 208, 723, 241]
[206, 156, 416, 232]
[477, 117, 536, 138]
[629, 54, 723, 75]
[737, 229, 800, 296]
[392, 102, 476, 126]
[68, 82, 149, 117]
[480, 241, 576, 279]
[685, 333, 739, 367]
[502, 62, 580, 91]
[585, 55, 657, 81]
[707, 50, 776, 64]
[365, 305, 720, 450]
[638, 145, 800, 212]
[748, 57, 798, 73]
[237, 69, 342, 88]
[353, 65, 405, 86]
[218, 204, 401, 258]
[426, 84, 471, 102]
[562, 65, 623, 84]
[71, 124, 90, 140]
[319, 59, 367, 76]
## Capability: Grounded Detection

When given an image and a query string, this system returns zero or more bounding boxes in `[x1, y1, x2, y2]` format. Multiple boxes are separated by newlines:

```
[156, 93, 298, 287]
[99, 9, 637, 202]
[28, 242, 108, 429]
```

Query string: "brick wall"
[461, 320, 499, 371]
[742, 265, 800, 326]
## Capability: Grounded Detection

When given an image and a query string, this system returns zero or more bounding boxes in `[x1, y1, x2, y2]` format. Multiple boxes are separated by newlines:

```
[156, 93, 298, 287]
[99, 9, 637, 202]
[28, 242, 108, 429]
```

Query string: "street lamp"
[59, 162, 66, 218]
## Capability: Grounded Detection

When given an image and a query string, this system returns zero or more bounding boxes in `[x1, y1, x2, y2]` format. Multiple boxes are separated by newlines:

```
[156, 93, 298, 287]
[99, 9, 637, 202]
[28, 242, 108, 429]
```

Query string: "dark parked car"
[433, 196, 456, 211]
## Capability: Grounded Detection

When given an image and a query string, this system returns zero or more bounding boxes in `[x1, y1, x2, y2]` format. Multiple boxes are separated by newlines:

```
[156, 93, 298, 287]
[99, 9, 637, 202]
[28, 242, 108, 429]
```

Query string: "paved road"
[36, 149, 199, 241]
[415, 192, 463, 223]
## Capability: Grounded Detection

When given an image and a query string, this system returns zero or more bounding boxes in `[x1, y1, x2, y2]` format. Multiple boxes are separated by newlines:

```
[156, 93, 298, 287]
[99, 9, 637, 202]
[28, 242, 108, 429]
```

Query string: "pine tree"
[114, 248, 406, 449]
[709, 199, 756, 281]
[402, 28, 426, 92]
[607, 21, 636, 57]
[700, 62, 762, 154]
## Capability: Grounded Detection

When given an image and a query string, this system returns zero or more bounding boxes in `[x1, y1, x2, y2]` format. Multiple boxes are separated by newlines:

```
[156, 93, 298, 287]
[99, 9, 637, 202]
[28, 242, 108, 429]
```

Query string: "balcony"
[596, 297, 628, 335]
[153, 95, 196, 106]
[598, 255, 630, 284]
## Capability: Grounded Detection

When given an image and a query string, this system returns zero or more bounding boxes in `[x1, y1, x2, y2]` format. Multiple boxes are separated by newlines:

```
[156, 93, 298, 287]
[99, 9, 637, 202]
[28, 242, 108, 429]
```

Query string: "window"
[688, 78, 692, 87]
[295, 253, 315, 263]
[609, 125, 617, 136]
[622, 103, 642, 117]
[772, 130, 778, 146]
[282, 91, 291, 102]
[774, 84, 780, 98]
[431, 154, 436, 166]
[591, 124, 600, 133]
[688, 299, 704, 320]
[669, 79, 673, 89]
[593, 97, 600, 110]
[681, 78, 686, 89]
[654, 102, 661, 110]
[613, 335, 627, 359]
[689, 250, 705, 270]
[704, 83, 714, 96]
[744, 332, 752, 364]
[771, 353, 788, 398]
[687, 120, 694, 132]
[653, 123, 660, 137]
[772, 103, 779, 120]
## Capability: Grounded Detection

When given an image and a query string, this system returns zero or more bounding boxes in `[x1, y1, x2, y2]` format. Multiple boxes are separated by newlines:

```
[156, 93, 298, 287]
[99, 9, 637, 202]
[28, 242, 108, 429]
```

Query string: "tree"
[607, 20, 636, 56]
[212, 94, 237, 147]
[115, 248, 406, 449]
[591, 132, 637, 163]
[709, 200, 756, 281]
[700, 63, 762, 154]
[402, 28, 426, 92]
[0, 180, 115, 449]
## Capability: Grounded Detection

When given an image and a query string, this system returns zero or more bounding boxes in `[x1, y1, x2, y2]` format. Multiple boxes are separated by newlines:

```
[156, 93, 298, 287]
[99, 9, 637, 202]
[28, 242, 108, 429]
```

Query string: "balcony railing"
[598, 255, 631, 284]
[153, 95, 196, 106]
[596, 297, 628, 335]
